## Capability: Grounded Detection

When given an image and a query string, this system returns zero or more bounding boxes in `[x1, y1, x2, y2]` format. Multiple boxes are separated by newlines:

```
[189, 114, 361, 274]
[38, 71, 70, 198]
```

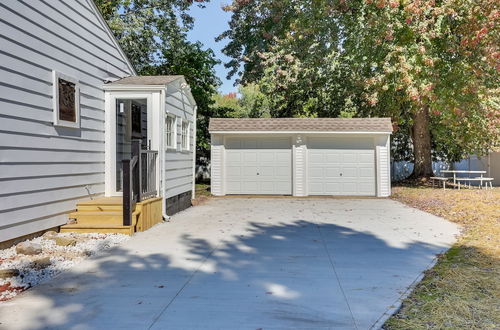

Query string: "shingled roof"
[209, 118, 393, 133]
[106, 75, 183, 85]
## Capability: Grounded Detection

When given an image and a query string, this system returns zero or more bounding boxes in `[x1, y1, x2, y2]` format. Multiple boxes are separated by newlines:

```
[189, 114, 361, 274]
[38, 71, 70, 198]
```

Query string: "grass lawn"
[385, 186, 500, 329]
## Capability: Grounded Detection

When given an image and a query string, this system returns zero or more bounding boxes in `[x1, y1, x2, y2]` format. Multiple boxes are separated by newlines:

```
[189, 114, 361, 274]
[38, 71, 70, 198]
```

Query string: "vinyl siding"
[376, 136, 391, 197]
[210, 135, 224, 196]
[164, 83, 196, 199]
[0, 0, 134, 242]
[293, 136, 307, 196]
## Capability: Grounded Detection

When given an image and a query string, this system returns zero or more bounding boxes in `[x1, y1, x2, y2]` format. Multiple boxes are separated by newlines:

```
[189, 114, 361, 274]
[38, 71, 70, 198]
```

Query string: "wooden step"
[68, 211, 126, 227]
[76, 197, 124, 212]
[60, 224, 134, 236]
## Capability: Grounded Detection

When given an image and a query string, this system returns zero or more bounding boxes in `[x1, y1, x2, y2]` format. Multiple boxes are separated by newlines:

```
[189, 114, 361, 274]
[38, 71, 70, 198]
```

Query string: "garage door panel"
[342, 182, 358, 194]
[226, 152, 242, 162]
[325, 153, 341, 163]
[359, 167, 375, 177]
[243, 152, 258, 162]
[309, 152, 324, 163]
[325, 167, 341, 178]
[359, 153, 374, 163]
[225, 137, 292, 195]
[325, 183, 342, 194]
[341, 167, 357, 178]
[259, 166, 275, 177]
[309, 167, 324, 178]
[359, 182, 375, 194]
[259, 152, 275, 162]
[342, 153, 357, 163]
[226, 166, 242, 176]
[242, 166, 257, 176]
[275, 151, 291, 162]
[307, 140, 376, 196]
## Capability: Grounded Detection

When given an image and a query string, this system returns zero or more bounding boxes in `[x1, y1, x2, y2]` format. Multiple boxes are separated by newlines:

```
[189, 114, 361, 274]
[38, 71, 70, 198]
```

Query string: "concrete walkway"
[0, 198, 459, 330]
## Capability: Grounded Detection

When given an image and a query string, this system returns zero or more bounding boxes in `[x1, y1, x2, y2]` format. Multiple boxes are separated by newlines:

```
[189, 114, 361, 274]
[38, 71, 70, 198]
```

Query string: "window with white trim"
[165, 115, 176, 148]
[181, 121, 190, 151]
[52, 71, 80, 128]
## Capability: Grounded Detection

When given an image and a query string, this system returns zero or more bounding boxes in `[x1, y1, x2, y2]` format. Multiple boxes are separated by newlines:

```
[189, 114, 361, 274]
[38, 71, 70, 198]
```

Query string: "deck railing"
[122, 139, 158, 226]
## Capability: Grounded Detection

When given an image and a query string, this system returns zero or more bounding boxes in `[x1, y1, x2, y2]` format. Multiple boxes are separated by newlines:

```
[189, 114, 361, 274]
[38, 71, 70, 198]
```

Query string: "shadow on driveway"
[0, 199, 459, 330]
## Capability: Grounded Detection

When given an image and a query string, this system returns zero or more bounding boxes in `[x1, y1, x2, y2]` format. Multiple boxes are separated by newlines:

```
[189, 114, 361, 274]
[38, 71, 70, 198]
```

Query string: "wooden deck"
[60, 197, 163, 235]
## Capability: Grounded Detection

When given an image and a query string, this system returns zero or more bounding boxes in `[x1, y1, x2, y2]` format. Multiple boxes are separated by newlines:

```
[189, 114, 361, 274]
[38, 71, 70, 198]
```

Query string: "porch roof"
[106, 75, 183, 86]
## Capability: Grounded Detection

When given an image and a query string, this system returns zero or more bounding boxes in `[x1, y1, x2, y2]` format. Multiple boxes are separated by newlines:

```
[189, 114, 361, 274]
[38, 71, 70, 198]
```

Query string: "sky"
[187, 0, 237, 95]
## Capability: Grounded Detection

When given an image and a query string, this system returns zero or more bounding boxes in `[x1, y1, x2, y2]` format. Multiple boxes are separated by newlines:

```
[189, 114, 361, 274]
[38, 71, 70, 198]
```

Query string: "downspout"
[160, 89, 170, 221]
[192, 105, 198, 199]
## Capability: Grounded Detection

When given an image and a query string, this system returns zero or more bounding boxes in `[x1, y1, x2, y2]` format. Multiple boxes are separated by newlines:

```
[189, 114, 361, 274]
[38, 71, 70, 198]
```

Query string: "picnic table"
[437, 170, 493, 189]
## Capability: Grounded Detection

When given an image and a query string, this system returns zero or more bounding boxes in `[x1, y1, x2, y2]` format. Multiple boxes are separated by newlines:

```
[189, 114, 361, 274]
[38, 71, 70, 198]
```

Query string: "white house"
[209, 118, 392, 197]
[0, 1, 196, 243]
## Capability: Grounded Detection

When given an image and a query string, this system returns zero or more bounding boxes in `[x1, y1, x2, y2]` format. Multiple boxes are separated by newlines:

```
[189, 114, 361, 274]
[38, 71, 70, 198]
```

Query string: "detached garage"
[209, 118, 392, 197]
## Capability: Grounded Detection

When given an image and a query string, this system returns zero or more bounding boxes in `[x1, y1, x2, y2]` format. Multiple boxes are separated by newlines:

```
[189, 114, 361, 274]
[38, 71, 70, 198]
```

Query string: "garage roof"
[209, 118, 393, 133]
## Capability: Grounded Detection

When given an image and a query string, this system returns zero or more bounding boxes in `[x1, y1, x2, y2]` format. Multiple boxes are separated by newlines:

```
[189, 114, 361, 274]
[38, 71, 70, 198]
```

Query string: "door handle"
[340, 173, 343, 176]
[257, 173, 260, 175]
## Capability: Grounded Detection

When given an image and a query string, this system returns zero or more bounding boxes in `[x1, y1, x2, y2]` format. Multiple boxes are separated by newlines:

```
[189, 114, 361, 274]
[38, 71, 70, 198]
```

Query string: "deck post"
[123, 159, 132, 226]
[132, 139, 142, 202]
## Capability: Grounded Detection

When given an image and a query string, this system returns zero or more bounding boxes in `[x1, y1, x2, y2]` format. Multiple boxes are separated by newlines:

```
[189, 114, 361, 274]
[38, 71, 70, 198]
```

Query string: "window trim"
[181, 120, 190, 151]
[52, 70, 80, 128]
[165, 114, 177, 149]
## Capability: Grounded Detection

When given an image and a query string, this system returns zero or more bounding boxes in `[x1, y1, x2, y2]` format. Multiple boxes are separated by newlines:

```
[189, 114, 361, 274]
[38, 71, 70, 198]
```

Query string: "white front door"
[225, 137, 292, 195]
[107, 93, 153, 196]
[307, 137, 376, 196]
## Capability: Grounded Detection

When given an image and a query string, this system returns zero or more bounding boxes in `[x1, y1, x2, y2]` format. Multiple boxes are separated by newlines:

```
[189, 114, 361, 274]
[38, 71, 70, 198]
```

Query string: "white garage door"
[308, 137, 376, 196]
[225, 137, 292, 195]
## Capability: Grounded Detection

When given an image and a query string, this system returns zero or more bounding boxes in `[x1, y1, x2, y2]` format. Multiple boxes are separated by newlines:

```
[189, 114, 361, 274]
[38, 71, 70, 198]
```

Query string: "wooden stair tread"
[61, 224, 133, 229]
[77, 197, 123, 206]
[69, 211, 123, 216]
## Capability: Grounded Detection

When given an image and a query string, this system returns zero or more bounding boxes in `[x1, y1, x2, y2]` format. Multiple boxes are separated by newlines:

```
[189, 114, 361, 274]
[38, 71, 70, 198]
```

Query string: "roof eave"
[103, 84, 166, 91]
[209, 130, 393, 135]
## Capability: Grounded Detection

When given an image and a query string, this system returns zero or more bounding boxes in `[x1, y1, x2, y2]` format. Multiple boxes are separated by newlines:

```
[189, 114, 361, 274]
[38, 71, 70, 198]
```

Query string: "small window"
[165, 115, 176, 148]
[53, 71, 80, 128]
[181, 121, 190, 151]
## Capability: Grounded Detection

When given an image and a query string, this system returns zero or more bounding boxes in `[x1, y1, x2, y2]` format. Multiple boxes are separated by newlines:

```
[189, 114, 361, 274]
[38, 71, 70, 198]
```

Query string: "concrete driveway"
[0, 198, 459, 330]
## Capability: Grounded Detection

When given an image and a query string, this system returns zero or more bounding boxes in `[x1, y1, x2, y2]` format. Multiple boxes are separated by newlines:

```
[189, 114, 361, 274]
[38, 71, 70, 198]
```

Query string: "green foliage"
[212, 83, 272, 118]
[219, 0, 499, 164]
[95, 0, 226, 159]
[141, 41, 222, 158]
[94, 0, 208, 71]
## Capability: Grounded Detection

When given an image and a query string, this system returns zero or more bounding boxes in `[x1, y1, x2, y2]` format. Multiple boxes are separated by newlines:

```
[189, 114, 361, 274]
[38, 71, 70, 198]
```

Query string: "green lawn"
[385, 186, 500, 329]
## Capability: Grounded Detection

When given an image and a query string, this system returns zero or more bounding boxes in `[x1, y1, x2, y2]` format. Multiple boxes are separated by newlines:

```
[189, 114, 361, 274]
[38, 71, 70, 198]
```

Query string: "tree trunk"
[411, 105, 433, 178]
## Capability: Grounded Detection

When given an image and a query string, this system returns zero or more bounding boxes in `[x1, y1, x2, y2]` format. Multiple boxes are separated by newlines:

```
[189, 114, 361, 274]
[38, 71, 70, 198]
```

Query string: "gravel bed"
[0, 232, 129, 301]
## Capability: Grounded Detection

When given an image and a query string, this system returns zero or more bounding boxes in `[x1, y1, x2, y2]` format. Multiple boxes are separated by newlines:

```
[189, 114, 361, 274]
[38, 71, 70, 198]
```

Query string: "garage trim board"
[209, 118, 392, 197]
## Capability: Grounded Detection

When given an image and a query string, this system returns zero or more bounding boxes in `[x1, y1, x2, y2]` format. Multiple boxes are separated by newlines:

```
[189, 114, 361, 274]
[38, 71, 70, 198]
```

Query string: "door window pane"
[116, 98, 147, 192]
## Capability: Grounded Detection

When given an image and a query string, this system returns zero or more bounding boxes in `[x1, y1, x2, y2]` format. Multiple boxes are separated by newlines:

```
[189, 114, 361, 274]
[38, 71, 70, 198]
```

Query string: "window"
[181, 121, 190, 151]
[165, 115, 176, 148]
[52, 71, 80, 128]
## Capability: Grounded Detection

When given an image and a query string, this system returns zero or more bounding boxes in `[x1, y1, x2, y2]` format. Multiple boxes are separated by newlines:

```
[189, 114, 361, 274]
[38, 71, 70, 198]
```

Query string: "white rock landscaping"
[0, 232, 129, 301]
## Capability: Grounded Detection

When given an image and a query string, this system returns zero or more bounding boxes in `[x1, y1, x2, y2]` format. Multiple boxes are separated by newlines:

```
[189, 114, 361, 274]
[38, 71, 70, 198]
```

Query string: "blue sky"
[187, 0, 237, 95]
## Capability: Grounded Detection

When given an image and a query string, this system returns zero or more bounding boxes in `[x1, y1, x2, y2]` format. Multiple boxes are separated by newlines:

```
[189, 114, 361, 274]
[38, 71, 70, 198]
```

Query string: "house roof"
[209, 118, 393, 133]
[106, 75, 184, 86]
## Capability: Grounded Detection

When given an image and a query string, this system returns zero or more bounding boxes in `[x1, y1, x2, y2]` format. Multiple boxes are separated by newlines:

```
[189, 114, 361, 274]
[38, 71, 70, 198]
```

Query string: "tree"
[212, 83, 272, 118]
[219, 0, 499, 178]
[141, 41, 222, 159]
[95, 0, 225, 160]
[94, 0, 209, 71]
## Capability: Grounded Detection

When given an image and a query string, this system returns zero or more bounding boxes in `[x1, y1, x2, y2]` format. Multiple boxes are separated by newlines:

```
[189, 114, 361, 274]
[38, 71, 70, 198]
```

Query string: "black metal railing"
[122, 139, 158, 226]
